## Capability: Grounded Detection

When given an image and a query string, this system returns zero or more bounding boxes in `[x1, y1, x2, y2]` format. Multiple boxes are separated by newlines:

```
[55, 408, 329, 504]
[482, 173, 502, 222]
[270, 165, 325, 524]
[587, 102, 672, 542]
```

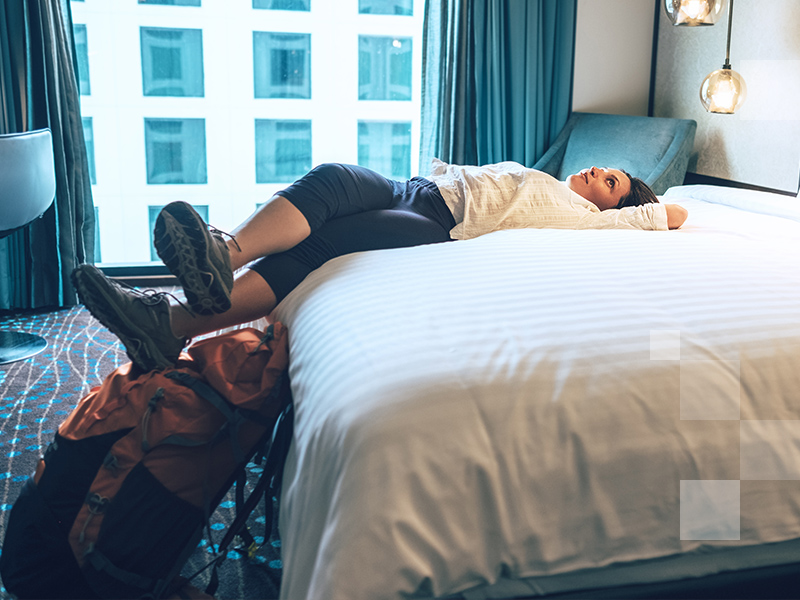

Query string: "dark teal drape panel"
[0, 0, 94, 310]
[420, 0, 577, 172]
[420, 0, 477, 168]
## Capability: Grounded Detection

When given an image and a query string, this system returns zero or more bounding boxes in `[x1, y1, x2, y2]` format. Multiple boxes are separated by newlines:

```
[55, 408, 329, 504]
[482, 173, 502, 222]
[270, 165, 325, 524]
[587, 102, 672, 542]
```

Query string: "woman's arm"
[665, 204, 688, 229]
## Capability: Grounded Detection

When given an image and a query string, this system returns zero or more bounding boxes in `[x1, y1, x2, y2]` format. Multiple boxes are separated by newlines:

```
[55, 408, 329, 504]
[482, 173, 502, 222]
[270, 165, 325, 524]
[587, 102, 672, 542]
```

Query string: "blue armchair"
[533, 112, 697, 195]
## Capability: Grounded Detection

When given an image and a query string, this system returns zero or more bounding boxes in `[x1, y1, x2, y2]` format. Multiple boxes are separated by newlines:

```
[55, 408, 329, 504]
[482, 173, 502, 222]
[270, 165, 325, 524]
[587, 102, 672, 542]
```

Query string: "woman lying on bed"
[73, 160, 689, 372]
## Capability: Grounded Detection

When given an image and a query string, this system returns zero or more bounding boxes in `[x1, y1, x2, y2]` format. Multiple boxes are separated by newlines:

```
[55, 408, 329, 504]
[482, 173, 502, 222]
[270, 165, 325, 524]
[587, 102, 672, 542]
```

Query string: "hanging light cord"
[723, 0, 734, 69]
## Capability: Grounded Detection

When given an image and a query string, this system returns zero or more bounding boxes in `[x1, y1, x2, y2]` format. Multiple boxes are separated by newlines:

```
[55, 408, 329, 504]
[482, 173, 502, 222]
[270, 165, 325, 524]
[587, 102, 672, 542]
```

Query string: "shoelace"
[113, 278, 193, 316]
[207, 224, 242, 253]
[118, 283, 195, 346]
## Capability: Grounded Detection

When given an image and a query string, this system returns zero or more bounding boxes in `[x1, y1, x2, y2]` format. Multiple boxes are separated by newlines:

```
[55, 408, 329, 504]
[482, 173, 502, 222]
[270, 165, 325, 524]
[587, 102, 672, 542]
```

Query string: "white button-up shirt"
[427, 159, 668, 240]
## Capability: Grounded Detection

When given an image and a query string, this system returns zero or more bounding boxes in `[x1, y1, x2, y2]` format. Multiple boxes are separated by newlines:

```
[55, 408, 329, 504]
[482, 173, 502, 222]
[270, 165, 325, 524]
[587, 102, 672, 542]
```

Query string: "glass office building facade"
[72, 0, 423, 265]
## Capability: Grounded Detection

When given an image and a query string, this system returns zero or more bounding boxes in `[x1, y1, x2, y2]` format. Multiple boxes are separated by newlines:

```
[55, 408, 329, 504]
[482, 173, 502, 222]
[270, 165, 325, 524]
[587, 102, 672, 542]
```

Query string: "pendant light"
[699, 0, 747, 114]
[665, 0, 726, 26]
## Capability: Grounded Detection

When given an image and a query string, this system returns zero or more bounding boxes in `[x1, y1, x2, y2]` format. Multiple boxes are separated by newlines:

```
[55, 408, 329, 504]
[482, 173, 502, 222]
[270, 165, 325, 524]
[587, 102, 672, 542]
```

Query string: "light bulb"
[700, 68, 747, 114]
[682, 0, 707, 20]
[665, 0, 726, 26]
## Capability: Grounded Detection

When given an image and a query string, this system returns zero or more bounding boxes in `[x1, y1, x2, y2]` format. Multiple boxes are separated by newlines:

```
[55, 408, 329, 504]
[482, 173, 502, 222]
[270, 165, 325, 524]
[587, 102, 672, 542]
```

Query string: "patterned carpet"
[0, 306, 283, 599]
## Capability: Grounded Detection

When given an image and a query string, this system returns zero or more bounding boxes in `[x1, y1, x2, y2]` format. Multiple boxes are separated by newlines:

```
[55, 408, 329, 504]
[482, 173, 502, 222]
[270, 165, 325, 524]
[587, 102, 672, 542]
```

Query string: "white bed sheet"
[272, 185, 800, 600]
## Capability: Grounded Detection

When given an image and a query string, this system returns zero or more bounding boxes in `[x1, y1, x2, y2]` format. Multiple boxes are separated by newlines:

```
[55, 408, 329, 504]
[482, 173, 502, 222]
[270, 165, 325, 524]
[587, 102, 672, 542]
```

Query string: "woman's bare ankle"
[226, 238, 246, 271]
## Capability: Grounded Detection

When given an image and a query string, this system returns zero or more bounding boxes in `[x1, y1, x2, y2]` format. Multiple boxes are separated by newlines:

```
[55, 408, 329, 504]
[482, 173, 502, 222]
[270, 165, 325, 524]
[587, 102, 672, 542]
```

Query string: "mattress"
[271, 184, 800, 600]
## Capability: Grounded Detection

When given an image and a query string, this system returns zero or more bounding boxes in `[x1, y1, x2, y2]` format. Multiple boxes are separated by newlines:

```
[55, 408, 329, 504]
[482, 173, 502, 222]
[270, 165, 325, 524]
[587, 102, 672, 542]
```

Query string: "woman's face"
[566, 166, 631, 211]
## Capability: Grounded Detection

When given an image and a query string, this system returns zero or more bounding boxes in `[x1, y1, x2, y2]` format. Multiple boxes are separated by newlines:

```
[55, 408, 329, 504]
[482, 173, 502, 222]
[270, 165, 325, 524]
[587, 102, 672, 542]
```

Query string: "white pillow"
[665, 184, 800, 223]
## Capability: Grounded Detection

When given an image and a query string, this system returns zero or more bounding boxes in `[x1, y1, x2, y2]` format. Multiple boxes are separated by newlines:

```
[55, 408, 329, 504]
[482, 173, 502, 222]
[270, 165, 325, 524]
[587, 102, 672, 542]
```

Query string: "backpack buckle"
[103, 452, 120, 476]
[85, 492, 110, 515]
[79, 493, 110, 544]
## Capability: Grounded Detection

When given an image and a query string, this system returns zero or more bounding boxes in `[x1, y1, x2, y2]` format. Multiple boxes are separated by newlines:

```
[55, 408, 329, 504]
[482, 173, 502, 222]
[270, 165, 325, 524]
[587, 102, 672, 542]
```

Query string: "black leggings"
[248, 163, 456, 302]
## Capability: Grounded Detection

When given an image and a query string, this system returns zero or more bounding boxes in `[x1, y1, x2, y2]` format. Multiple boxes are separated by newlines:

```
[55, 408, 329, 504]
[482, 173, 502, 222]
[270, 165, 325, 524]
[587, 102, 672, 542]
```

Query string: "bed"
[269, 183, 800, 600]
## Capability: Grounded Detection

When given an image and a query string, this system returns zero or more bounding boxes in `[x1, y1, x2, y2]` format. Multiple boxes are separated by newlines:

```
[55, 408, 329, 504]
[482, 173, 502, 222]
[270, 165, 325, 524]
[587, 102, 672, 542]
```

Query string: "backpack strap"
[204, 400, 294, 597]
[234, 470, 258, 554]
[164, 371, 249, 463]
[84, 544, 165, 596]
[164, 371, 236, 422]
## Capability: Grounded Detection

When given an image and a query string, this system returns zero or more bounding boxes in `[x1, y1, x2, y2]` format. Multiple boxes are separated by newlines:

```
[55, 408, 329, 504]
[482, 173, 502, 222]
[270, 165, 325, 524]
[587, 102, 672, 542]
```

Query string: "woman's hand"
[665, 204, 688, 229]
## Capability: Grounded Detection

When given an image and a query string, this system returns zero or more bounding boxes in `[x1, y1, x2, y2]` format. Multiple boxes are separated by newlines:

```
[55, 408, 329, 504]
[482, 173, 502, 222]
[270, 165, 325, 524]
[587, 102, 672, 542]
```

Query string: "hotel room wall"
[572, 0, 655, 117]
[654, 1, 800, 193]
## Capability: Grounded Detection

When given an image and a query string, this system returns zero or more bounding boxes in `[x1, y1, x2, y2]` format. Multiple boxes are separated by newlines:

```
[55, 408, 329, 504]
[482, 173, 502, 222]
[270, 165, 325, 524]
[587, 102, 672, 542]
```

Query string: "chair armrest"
[532, 113, 582, 175]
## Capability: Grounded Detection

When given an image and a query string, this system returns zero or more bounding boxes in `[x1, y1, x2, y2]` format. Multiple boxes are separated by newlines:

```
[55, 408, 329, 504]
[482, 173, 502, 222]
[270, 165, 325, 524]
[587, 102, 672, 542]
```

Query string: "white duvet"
[271, 185, 800, 600]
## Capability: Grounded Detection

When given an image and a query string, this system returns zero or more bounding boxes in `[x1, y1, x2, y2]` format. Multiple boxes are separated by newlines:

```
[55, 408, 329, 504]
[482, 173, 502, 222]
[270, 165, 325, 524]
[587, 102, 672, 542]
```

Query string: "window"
[253, 0, 310, 9]
[141, 27, 204, 97]
[359, 0, 412, 15]
[71, 0, 423, 265]
[73, 24, 91, 95]
[148, 205, 208, 261]
[255, 120, 312, 183]
[358, 36, 412, 100]
[82, 117, 96, 185]
[358, 121, 411, 179]
[144, 118, 207, 184]
[138, 0, 202, 6]
[254, 32, 311, 99]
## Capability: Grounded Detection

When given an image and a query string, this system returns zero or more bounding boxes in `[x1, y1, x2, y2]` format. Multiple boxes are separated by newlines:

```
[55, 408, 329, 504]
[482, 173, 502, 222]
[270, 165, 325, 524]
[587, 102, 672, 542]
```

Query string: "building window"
[144, 118, 207, 184]
[140, 27, 204, 97]
[138, 0, 202, 6]
[82, 117, 96, 185]
[73, 24, 91, 95]
[253, 0, 310, 9]
[255, 119, 312, 183]
[358, 121, 410, 179]
[254, 32, 311, 99]
[358, 36, 412, 101]
[359, 0, 412, 15]
[148, 205, 208, 260]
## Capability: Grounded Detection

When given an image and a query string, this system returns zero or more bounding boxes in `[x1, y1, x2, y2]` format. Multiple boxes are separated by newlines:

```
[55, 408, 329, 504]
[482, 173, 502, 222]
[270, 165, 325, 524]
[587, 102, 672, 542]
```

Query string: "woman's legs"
[168, 162, 394, 335]
[160, 194, 308, 339]
[153, 163, 393, 319]
[226, 195, 311, 270]
[71, 262, 282, 372]
[176, 162, 397, 281]
[72, 164, 446, 371]
[165, 163, 398, 332]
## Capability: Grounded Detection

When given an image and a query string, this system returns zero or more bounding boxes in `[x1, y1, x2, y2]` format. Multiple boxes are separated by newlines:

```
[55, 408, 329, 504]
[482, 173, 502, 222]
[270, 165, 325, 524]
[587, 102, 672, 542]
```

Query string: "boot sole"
[71, 265, 173, 372]
[153, 202, 232, 316]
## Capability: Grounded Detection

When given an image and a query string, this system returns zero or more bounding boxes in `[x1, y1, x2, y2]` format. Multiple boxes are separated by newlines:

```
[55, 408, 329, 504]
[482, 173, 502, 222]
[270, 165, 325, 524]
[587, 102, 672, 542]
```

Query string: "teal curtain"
[420, 0, 577, 172]
[0, 0, 94, 310]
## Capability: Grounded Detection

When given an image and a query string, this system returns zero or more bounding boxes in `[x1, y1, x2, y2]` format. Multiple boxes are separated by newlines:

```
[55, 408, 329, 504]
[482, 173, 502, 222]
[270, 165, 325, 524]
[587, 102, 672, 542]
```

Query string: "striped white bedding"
[271, 185, 800, 600]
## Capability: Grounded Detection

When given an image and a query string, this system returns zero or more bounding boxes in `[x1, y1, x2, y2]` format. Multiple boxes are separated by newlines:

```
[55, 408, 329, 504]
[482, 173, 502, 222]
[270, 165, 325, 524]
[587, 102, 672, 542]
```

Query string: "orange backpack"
[0, 324, 292, 599]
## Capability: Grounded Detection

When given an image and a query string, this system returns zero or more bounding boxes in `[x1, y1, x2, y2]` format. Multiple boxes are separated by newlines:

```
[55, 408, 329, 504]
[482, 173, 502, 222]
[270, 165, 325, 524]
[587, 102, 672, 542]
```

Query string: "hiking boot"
[153, 201, 235, 316]
[72, 264, 188, 372]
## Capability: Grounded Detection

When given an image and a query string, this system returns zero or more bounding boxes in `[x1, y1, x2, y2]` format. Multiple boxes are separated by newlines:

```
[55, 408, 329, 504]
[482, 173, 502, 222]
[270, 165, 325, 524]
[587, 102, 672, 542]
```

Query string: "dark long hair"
[616, 171, 659, 208]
